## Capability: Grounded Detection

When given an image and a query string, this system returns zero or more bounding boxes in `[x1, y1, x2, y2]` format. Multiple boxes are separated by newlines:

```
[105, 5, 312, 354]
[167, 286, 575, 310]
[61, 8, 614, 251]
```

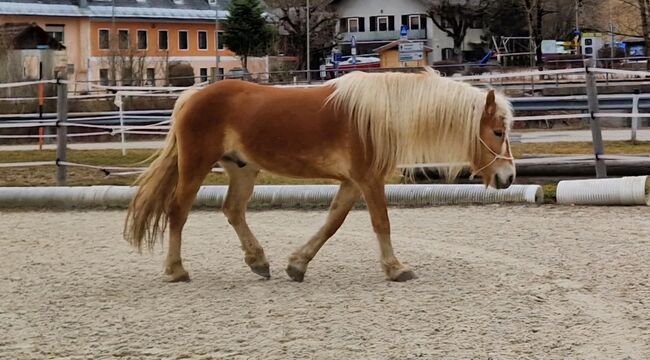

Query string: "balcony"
[341, 29, 427, 43]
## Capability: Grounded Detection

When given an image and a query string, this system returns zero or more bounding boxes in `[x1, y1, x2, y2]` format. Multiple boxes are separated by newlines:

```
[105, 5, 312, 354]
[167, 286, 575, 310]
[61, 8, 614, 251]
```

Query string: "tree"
[424, 0, 489, 62]
[223, 0, 273, 70]
[484, 0, 529, 38]
[265, 0, 338, 70]
[519, 0, 547, 66]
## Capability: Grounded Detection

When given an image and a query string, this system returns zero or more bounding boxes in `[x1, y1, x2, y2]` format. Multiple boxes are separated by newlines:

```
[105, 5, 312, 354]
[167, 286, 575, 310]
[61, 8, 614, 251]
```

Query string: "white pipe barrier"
[556, 176, 650, 206]
[0, 184, 543, 209]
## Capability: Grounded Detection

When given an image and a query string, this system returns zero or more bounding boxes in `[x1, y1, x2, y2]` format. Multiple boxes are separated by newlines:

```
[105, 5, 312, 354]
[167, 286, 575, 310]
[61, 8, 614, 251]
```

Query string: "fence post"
[56, 78, 68, 186]
[114, 92, 127, 156]
[584, 58, 607, 178]
[631, 89, 640, 144]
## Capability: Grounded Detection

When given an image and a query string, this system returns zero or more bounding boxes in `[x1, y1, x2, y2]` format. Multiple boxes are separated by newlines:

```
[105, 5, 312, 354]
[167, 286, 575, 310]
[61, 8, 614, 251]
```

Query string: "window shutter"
[358, 17, 365, 32]
[369, 16, 377, 31]
[340, 18, 348, 32]
[388, 16, 395, 31]
[401, 15, 408, 27]
[421, 15, 427, 32]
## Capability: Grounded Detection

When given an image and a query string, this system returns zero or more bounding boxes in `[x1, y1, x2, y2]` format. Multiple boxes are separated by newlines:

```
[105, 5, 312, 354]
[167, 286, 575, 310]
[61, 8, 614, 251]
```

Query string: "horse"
[124, 68, 515, 283]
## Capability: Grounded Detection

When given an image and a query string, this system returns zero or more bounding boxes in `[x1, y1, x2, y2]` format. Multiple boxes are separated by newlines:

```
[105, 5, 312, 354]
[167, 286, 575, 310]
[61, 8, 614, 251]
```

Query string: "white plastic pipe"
[0, 184, 542, 209]
[557, 176, 650, 206]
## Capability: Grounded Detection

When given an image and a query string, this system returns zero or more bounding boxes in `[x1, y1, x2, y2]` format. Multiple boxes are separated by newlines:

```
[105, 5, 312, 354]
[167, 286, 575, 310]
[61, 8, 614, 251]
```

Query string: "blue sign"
[400, 24, 409, 38]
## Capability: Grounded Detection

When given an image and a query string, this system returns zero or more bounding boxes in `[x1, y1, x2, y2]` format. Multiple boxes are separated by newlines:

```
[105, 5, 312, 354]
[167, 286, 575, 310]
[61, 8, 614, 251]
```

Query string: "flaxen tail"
[124, 89, 198, 252]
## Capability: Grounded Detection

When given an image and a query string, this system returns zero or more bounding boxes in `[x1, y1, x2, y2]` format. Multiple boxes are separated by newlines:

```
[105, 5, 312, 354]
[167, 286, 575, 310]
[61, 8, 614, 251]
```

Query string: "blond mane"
[325, 68, 513, 178]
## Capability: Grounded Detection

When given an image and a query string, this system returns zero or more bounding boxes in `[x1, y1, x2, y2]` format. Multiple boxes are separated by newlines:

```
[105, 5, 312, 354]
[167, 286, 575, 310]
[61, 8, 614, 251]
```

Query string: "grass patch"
[511, 140, 650, 157]
[2, 140, 650, 187]
[0, 148, 402, 186]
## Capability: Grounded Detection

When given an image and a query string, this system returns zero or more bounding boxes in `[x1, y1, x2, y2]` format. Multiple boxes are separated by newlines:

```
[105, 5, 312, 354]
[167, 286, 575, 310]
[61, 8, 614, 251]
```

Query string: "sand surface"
[1, 206, 649, 359]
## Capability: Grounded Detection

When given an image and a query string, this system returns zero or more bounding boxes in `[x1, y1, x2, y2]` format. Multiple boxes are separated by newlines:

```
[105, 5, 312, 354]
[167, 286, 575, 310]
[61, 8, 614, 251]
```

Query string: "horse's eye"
[493, 130, 504, 137]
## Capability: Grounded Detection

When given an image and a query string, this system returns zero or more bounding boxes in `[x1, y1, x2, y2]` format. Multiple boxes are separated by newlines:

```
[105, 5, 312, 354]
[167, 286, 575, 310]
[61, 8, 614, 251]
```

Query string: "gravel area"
[1, 206, 649, 359]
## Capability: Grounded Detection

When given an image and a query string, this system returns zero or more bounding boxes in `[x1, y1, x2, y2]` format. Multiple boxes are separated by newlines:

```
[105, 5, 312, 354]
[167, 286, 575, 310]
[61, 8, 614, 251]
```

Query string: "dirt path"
[1, 206, 649, 359]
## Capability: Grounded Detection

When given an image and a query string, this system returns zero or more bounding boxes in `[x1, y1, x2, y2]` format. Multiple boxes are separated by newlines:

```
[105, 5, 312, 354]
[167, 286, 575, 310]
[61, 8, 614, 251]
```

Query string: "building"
[332, 0, 485, 64]
[0, 0, 269, 89]
[0, 23, 66, 96]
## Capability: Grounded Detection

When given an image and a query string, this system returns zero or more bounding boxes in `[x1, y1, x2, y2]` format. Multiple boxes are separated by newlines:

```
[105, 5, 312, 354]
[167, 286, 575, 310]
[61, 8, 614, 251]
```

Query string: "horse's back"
[184, 80, 355, 180]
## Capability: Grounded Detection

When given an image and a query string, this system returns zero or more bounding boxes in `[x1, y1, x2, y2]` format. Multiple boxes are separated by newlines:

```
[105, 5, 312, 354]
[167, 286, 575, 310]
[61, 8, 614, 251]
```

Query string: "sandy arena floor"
[1, 206, 649, 359]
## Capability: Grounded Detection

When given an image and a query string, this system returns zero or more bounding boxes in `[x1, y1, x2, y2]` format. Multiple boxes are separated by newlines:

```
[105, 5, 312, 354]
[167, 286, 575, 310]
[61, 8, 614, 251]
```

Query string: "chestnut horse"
[124, 69, 515, 283]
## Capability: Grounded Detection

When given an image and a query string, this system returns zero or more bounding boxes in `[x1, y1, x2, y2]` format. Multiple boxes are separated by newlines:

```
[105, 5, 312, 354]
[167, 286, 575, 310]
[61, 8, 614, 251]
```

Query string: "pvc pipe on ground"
[0, 184, 543, 209]
[556, 176, 650, 206]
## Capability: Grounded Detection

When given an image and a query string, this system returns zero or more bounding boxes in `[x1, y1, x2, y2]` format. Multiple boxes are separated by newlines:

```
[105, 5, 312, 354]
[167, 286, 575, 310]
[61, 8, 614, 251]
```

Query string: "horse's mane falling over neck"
[325, 68, 512, 179]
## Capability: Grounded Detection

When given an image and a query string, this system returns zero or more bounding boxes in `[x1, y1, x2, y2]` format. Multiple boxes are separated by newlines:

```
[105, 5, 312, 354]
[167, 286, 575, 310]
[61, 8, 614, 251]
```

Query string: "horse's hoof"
[162, 270, 190, 283]
[391, 269, 417, 282]
[286, 265, 305, 282]
[251, 263, 271, 279]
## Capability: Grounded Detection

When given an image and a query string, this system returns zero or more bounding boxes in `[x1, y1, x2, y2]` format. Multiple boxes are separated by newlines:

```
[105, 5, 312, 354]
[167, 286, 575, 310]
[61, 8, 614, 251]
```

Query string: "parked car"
[225, 67, 253, 81]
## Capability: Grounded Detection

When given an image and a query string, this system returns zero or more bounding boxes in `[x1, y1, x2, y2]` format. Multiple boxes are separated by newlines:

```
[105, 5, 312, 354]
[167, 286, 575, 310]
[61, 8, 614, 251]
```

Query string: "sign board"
[399, 52, 424, 62]
[399, 42, 424, 52]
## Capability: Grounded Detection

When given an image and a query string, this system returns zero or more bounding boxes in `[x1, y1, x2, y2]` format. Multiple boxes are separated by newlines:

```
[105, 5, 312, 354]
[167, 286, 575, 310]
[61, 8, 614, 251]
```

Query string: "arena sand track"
[1, 206, 649, 359]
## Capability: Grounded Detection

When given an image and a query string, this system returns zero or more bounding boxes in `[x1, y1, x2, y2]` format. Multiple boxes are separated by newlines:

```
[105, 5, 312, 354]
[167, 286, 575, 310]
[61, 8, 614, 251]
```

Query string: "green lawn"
[1, 141, 648, 188]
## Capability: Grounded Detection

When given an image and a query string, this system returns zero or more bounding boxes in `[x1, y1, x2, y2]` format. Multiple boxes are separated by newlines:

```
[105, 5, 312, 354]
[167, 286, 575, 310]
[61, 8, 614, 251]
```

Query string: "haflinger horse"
[124, 68, 515, 283]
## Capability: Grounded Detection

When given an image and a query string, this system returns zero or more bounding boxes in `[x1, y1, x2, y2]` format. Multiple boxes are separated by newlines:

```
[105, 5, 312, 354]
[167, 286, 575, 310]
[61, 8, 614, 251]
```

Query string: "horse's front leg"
[357, 179, 416, 282]
[286, 180, 360, 282]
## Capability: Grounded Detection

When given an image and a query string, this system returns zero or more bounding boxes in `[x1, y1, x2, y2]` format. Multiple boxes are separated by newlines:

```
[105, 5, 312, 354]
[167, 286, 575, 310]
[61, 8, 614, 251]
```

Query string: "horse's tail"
[124, 89, 198, 252]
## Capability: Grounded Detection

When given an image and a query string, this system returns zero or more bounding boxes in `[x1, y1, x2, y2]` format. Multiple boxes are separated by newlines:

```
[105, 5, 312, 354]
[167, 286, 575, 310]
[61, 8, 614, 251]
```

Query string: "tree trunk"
[453, 37, 464, 63]
[534, 2, 544, 66]
[639, 0, 650, 69]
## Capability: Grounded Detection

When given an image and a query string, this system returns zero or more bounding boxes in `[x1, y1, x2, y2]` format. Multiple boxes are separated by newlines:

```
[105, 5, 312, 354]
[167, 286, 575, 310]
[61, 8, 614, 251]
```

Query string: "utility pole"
[609, 0, 615, 62]
[215, 0, 221, 81]
[306, 0, 311, 83]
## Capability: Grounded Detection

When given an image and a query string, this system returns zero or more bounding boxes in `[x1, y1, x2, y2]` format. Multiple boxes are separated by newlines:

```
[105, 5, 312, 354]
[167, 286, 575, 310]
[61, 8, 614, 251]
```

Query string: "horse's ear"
[485, 90, 497, 117]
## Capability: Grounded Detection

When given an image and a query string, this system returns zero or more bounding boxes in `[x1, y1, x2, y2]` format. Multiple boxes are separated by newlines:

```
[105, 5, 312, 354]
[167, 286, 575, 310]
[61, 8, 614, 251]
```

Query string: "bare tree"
[265, 0, 338, 70]
[99, 32, 161, 86]
[423, 0, 489, 62]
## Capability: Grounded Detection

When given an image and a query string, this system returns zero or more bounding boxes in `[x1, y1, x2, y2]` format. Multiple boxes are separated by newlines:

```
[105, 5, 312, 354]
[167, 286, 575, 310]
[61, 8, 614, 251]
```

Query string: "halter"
[470, 136, 514, 180]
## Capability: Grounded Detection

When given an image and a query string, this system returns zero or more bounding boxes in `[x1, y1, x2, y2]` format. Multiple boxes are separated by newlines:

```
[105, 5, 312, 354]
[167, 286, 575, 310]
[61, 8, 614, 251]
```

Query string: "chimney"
[79, 0, 88, 8]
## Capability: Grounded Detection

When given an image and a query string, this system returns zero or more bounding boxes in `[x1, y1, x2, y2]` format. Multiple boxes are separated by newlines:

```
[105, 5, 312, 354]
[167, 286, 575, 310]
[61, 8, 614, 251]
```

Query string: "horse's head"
[470, 89, 515, 189]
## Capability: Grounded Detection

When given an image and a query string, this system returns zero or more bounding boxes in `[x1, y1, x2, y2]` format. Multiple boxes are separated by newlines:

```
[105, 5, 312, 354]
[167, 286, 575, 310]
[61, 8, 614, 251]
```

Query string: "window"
[198, 31, 208, 50]
[46, 24, 64, 43]
[118, 29, 129, 49]
[137, 30, 147, 50]
[146, 68, 155, 86]
[585, 47, 593, 55]
[442, 48, 454, 60]
[208, 0, 217, 5]
[99, 29, 110, 49]
[200, 68, 208, 82]
[409, 15, 420, 30]
[216, 31, 224, 50]
[348, 18, 359, 33]
[585, 38, 593, 46]
[99, 69, 109, 86]
[158, 30, 168, 50]
[211, 67, 224, 81]
[179, 30, 188, 50]
[377, 16, 388, 31]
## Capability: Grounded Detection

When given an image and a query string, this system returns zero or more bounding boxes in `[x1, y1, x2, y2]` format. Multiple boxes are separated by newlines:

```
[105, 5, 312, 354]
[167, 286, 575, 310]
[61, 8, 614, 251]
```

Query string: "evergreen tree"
[223, 0, 272, 69]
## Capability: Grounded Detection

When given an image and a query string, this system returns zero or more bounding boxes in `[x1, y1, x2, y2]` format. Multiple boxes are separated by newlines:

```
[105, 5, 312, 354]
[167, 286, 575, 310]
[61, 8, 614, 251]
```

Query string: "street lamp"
[306, 0, 311, 83]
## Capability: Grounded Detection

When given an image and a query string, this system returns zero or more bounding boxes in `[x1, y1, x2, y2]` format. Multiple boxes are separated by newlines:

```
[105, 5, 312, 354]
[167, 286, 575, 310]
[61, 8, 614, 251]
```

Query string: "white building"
[332, 0, 485, 63]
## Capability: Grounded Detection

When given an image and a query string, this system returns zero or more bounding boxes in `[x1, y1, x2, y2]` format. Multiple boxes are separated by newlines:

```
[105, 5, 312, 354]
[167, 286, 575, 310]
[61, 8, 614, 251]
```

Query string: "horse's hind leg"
[165, 154, 216, 282]
[286, 180, 360, 282]
[221, 161, 270, 279]
[356, 178, 416, 282]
